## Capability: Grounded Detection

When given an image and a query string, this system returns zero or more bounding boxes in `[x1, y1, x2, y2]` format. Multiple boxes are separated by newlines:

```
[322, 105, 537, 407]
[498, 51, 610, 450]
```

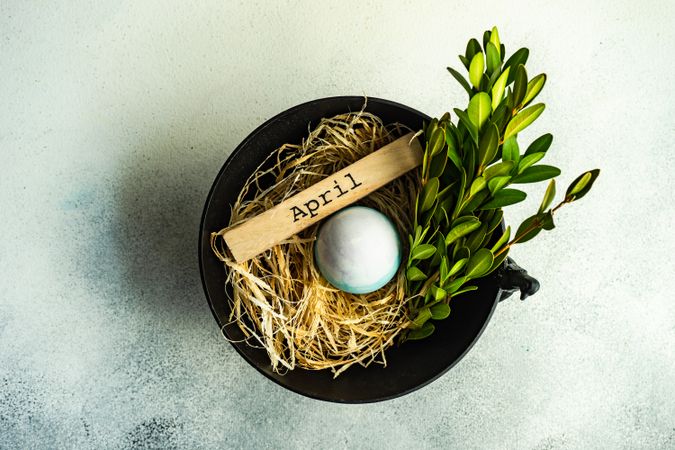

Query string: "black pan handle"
[497, 257, 540, 302]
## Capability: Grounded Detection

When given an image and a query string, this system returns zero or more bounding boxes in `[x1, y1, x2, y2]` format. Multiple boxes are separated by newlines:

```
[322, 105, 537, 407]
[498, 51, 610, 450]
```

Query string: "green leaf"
[491, 67, 510, 110]
[440, 256, 449, 282]
[425, 118, 438, 140]
[429, 150, 447, 178]
[413, 225, 422, 242]
[515, 214, 543, 244]
[503, 47, 529, 84]
[517, 152, 546, 174]
[486, 247, 509, 276]
[522, 74, 546, 107]
[461, 190, 489, 214]
[407, 322, 435, 340]
[488, 176, 511, 195]
[421, 200, 438, 227]
[445, 127, 462, 169]
[491, 225, 511, 253]
[452, 285, 478, 296]
[571, 173, 591, 195]
[489, 26, 501, 58]
[512, 64, 528, 107]
[491, 102, 509, 130]
[487, 60, 502, 88]
[447, 146, 462, 171]
[512, 165, 561, 183]
[452, 167, 468, 219]
[463, 139, 477, 186]
[447, 66, 473, 97]
[411, 307, 432, 328]
[539, 179, 556, 213]
[413, 225, 430, 245]
[440, 111, 451, 125]
[465, 38, 482, 62]
[419, 177, 439, 212]
[420, 201, 438, 228]
[542, 211, 555, 230]
[445, 217, 481, 246]
[482, 30, 491, 51]
[504, 103, 546, 141]
[431, 285, 447, 302]
[486, 208, 504, 234]
[410, 244, 436, 261]
[421, 150, 429, 180]
[445, 123, 459, 148]
[428, 127, 445, 156]
[525, 133, 553, 155]
[468, 92, 492, 130]
[451, 215, 478, 227]
[430, 303, 451, 320]
[478, 123, 499, 168]
[469, 176, 487, 197]
[459, 54, 470, 70]
[454, 108, 479, 144]
[453, 245, 470, 262]
[484, 161, 515, 180]
[486, 42, 500, 75]
[501, 135, 520, 165]
[466, 248, 494, 279]
[447, 276, 467, 294]
[406, 266, 427, 281]
[566, 169, 600, 201]
[480, 72, 490, 91]
[429, 233, 446, 267]
[448, 258, 468, 277]
[469, 52, 484, 89]
[465, 222, 488, 253]
[479, 188, 527, 209]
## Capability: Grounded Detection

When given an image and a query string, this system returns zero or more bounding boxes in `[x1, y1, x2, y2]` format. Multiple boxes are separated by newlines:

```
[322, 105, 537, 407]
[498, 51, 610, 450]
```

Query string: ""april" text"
[289, 173, 362, 222]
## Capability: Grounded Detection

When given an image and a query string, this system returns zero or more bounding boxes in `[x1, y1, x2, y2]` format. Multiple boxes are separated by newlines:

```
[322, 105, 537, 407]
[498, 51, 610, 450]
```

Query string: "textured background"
[1, 1, 674, 449]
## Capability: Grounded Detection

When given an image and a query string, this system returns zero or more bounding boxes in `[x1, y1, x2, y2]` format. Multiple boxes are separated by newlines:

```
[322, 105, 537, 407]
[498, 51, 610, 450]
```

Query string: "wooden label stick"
[223, 132, 422, 262]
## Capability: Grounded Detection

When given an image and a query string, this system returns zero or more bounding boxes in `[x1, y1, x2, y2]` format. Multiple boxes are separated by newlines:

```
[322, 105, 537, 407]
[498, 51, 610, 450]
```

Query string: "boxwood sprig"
[404, 27, 600, 341]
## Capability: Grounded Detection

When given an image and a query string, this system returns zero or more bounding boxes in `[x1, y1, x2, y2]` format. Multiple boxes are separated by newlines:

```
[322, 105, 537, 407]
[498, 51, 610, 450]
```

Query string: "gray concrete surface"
[1, 1, 674, 449]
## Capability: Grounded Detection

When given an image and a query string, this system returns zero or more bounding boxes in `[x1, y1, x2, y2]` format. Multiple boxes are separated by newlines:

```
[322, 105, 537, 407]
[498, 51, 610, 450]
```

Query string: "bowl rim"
[198, 95, 503, 403]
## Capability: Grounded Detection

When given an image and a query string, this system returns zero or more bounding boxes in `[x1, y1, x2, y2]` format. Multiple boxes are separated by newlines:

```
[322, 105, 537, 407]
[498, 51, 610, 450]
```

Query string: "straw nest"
[211, 109, 418, 377]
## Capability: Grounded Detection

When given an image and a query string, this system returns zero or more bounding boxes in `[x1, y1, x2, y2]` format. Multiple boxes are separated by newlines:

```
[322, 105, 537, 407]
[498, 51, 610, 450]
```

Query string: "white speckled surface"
[1, 1, 674, 448]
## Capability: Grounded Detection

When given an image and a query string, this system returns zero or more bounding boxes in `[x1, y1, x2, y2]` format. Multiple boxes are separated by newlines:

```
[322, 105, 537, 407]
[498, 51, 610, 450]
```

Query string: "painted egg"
[314, 206, 401, 294]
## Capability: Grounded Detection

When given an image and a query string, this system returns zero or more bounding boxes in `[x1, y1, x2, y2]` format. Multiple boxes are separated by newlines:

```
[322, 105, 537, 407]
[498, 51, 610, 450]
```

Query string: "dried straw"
[211, 108, 418, 377]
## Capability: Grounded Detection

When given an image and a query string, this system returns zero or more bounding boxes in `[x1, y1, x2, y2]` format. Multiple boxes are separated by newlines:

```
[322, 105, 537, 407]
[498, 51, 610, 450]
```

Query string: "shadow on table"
[109, 115, 245, 327]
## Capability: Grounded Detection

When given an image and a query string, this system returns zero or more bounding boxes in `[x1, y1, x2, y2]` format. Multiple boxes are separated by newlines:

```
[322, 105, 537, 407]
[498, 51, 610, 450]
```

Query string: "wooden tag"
[223, 132, 422, 262]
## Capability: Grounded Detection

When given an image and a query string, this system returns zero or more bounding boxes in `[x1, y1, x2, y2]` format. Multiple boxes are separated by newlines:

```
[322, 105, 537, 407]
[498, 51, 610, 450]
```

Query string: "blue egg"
[314, 206, 402, 294]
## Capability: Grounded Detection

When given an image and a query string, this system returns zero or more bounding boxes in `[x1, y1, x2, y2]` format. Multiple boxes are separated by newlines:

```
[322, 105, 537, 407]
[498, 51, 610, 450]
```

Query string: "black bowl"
[198, 96, 536, 403]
